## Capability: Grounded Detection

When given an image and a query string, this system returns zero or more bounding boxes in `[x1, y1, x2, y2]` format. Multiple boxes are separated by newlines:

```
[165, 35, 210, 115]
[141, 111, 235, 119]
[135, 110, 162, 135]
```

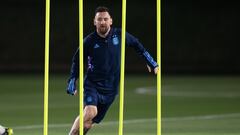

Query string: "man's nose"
[100, 20, 105, 24]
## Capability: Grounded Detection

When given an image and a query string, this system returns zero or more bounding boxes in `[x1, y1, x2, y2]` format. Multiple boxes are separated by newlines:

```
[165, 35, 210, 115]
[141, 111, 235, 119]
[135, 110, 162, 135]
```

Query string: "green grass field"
[1, 74, 240, 135]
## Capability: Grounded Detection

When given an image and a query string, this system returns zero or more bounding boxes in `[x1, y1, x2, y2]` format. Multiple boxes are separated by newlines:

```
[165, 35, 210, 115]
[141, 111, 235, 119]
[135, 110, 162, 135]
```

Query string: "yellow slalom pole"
[79, 0, 84, 134]
[119, 0, 127, 134]
[157, 0, 161, 135]
[43, 0, 50, 134]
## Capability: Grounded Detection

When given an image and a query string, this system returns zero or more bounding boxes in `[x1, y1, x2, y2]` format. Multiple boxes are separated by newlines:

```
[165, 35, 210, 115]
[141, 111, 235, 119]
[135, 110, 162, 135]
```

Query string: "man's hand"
[147, 65, 159, 75]
[67, 78, 77, 95]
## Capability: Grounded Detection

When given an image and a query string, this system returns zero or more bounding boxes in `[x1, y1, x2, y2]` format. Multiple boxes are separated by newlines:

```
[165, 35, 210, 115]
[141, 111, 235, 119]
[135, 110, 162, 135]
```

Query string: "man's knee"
[84, 105, 97, 120]
[83, 105, 97, 129]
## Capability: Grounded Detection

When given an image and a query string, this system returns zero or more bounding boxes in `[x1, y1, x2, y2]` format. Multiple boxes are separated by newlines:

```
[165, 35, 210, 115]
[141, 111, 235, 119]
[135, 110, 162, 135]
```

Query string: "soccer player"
[66, 6, 159, 135]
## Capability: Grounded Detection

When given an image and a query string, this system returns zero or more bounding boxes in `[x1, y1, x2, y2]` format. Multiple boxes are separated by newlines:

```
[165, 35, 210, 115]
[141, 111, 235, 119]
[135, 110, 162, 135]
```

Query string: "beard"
[98, 25, 109, 35]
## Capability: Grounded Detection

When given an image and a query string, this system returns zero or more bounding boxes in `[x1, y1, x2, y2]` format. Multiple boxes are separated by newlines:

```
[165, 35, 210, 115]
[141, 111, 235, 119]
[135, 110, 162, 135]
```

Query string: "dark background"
[0, 0, 239, 74]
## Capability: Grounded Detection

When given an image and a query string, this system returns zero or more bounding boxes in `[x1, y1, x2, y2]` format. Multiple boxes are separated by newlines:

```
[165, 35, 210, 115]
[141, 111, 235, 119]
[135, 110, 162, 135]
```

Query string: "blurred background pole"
[79, 0, 84, 134]
[118, 0, 126, 134]
[43, 0, 50, 134]
[157, 0, 161, 135]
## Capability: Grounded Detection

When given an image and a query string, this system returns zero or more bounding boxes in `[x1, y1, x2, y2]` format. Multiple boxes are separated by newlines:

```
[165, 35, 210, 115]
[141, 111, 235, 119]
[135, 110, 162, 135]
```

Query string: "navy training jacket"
[69, 28, 158, 94]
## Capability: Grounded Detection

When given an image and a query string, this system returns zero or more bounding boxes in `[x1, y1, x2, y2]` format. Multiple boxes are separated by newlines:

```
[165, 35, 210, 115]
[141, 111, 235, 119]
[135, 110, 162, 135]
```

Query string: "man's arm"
[67, 49, 79, 95]
[70, 49, 79, 79]
[67, 38, 90, 95]
[126, 32, 158, 74]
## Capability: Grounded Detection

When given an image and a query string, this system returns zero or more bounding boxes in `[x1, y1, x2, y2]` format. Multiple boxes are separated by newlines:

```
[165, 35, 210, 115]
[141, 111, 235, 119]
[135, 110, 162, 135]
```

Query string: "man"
[0, 125, 13, 135]
[66, 6, 158, 135]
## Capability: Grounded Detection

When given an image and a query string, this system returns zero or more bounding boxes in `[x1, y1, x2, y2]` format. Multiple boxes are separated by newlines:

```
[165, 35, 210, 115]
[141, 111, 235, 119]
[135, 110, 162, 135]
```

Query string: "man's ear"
[110, 17, 113, 25]
[94, 19, 96, 26]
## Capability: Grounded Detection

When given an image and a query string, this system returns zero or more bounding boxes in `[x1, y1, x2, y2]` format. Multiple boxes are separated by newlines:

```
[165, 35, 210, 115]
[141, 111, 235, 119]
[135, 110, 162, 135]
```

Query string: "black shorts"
[84, 79, 116, 123]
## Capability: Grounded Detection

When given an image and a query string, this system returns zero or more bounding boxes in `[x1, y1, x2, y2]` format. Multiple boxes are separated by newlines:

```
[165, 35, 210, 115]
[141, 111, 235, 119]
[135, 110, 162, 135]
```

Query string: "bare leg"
[83, 105, 97, 134]
[69, 116, 79, 135]
[69, 105, 97, 135]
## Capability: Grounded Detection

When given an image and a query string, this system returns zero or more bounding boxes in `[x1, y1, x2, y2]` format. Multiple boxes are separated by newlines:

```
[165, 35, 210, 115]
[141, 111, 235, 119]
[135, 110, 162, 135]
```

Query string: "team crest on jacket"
[112, 35, 119, 45]
[94, 44, 100, 49]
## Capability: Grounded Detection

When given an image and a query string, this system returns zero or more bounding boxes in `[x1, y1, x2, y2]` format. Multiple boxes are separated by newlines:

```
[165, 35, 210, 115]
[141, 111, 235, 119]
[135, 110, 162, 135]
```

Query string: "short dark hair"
[95, 6, 111, 16]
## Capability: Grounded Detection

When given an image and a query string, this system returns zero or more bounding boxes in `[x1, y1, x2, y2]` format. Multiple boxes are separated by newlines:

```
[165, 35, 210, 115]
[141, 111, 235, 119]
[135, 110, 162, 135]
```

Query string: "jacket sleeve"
[69, 49, 79, 80]
[69, 38, 89, 80]
[126, 32, 158, 69]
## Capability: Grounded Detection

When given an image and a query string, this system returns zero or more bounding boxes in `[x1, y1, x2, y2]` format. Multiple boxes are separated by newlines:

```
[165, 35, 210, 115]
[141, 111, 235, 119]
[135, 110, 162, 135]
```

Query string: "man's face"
[94, 12, 112, 35]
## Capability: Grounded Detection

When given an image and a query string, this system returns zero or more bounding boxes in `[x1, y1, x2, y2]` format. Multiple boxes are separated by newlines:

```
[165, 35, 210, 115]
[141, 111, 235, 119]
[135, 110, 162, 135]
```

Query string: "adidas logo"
[94, 44, 100, 49]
